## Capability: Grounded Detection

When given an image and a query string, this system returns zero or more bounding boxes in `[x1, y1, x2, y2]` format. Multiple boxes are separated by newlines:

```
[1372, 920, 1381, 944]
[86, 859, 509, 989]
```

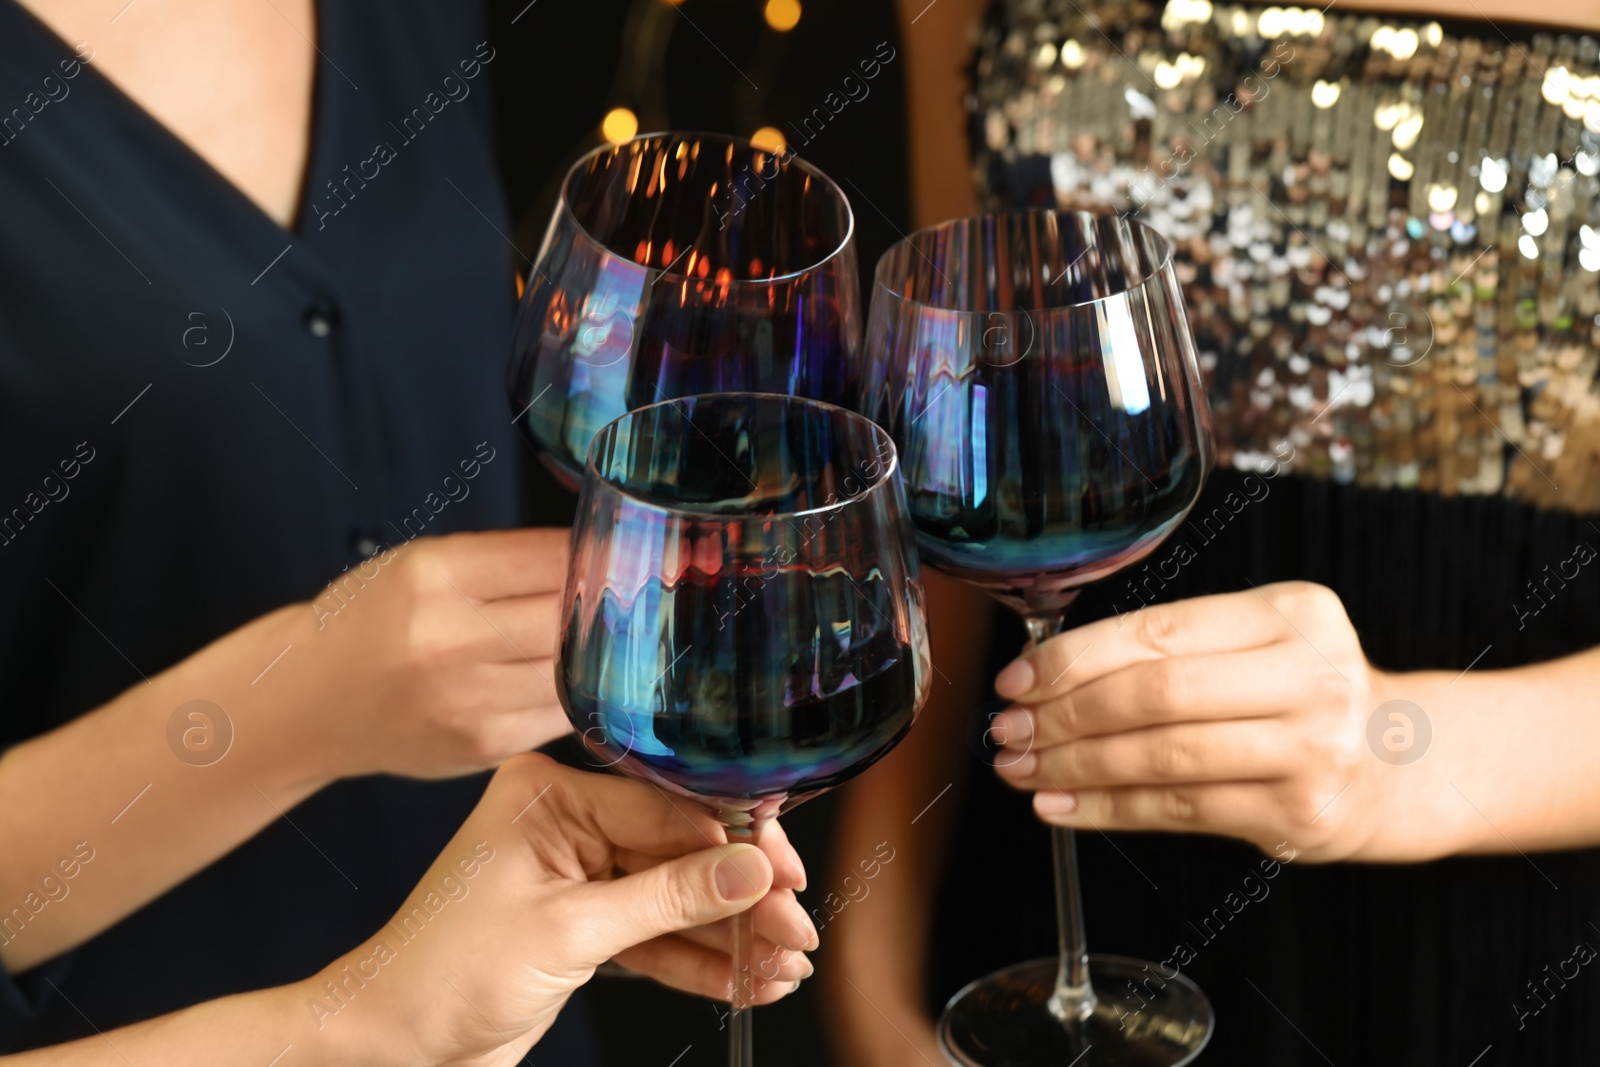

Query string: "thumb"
[567, 843, 773, 965]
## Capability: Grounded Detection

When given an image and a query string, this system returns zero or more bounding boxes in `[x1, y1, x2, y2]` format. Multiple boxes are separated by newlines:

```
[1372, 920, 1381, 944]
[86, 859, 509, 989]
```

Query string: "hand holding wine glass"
[348, 754, 809, 1067]
[987, 582, 1468, 863]
[0, 754, 805, 1067]
[275, 528, 576, 782]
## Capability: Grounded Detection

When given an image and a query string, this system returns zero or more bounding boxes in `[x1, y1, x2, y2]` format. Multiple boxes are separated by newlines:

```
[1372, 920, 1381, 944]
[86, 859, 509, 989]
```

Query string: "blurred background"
[487, 1, 910, 1061]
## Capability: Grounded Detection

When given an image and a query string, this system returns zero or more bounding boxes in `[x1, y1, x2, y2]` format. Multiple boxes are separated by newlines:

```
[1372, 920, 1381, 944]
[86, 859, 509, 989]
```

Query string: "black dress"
[0, 2, 595, 1060]
[931, 3, 1600, 1064]
[933, 472, 1600, 1066]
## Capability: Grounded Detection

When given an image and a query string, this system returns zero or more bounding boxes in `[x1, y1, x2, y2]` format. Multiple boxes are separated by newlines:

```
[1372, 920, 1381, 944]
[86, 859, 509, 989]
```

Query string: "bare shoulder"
[1249, 0, 1600, 34]
[905, 0, 1600, 37]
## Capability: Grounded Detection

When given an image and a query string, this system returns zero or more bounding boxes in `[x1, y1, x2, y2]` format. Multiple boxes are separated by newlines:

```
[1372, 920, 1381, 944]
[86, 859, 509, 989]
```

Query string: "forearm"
[1250, 0, 1600, 32]
[827, 721, 966, 999]
[0, 971, 379, 1067]
[895, 0, 986, 227]
[824, 571, 993, 1054]
[0, 603, 331, 973]
[1385, 646, 1600, 857]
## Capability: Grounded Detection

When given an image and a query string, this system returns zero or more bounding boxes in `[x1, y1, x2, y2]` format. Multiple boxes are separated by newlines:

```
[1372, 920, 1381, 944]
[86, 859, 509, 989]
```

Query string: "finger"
[647, 887, 814, 950]
[606, 861, 816, 952]
[470, 659, 566, 726]
[673, 923, 814, 981]
[476, 701, 571, 759]
[500, 756, 726, 858]
[994, 585, 1306, 703]
[756, 821, 806, 891]
[996, 647, 1326, 746]
[610, 840, 788, 878]
[404, 672, 564, 771]
[434, 528, 571, 601]
[471, 595, 562, 662]
[997, 720, 1302, 791]
[560, 761, 729, 856]
[477, 661, 560, 713]
[611, 936, 801, 1005]
[751, 888, 819, 951]
[1032, 781, 1287, 839]
[561, 843, 773, 963]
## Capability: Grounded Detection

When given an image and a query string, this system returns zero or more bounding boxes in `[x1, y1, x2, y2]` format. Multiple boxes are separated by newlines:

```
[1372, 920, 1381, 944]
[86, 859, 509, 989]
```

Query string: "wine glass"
[861, 210, 1214, 1066]
[560, 392, 930, 1066]
[508, 131, 861, 489]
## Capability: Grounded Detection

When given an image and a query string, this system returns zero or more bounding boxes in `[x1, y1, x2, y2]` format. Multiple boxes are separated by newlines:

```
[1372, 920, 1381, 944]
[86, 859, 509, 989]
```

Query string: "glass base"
[938, 955, 1213, 1067]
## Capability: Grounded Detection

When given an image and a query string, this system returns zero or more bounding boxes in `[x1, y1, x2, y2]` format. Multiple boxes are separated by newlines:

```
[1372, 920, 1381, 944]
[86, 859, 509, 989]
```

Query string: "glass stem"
[727, 822, 762, 1066]
[1023, 613, 1097, 1024]
[1048, 825, 1095, 1021]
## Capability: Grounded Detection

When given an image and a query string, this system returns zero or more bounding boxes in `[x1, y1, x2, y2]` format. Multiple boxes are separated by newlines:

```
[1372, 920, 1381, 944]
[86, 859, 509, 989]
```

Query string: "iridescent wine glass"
[560, 392, 930, 1067]
[861, 210, 1214, 1066]
[508, 131, 861, 489]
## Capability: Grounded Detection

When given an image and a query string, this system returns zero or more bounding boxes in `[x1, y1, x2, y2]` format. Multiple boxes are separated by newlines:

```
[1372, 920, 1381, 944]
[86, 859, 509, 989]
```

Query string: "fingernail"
[781, 911, 817, 952]
[715, 846, 767, 901]
[800, 913, 820, 950]
[997, 751, 1037, 777]
[800, 956, 816, 979]
[996, 708, 1033, 746]
[995, 658, 1035, 699]
[1036, 791, 1077, 817]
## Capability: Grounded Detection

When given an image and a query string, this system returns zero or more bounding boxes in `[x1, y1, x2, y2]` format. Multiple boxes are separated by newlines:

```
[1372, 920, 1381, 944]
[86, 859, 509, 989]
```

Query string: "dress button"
[303, 300, 338, 338]
[348, 523, 386, 559]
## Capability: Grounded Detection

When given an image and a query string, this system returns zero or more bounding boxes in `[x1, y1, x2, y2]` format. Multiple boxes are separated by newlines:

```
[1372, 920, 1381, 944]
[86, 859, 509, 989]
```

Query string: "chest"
[16, 0, 315, 227]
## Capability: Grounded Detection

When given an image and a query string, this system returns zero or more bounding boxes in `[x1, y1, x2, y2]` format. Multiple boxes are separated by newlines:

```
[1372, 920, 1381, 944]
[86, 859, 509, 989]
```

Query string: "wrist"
[254, 601, 347, 792]
[287, 948, 426, 1067]
[1362, 668, 1489, 859]
[265, 981, 361, 1067]
[177, 602, 340, 795]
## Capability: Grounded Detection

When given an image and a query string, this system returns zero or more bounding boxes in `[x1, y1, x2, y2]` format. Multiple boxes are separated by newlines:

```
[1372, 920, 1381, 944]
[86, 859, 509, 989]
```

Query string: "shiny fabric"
[971, 1, 1600, 513]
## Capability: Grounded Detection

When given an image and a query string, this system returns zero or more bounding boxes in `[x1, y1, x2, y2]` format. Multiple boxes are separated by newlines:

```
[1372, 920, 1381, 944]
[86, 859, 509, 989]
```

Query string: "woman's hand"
[311, 754, 814, 1067]
[0, 756, 812, 1067]
[0, 528, 582, 975]
[990, 582, 1450, 862]
[269, 528, 576, 783]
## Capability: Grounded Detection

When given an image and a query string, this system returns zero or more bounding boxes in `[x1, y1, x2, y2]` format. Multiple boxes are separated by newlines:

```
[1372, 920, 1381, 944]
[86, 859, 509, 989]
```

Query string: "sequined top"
[969, 1, 1600, 512]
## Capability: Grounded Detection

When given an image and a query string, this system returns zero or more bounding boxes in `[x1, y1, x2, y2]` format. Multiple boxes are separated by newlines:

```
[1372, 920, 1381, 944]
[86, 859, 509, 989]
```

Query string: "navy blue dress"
[0, 2, 595, 1060]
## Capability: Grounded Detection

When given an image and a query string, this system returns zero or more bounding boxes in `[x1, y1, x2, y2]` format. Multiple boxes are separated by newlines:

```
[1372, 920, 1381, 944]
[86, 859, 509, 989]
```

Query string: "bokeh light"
[601, 107, 639, 145]
[751, 126, 787, 153]
[764, 0, 801, 32]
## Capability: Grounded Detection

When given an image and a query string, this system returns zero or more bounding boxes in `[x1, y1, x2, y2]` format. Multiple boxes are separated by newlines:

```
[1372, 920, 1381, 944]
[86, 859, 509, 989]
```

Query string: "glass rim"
[582, 391, 899, 522]
[556, 130, 857, 287]
[871, 208, 1177, 315]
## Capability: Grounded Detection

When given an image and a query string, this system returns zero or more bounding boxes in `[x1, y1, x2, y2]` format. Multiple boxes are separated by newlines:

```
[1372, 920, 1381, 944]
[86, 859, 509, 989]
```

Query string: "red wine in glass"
[559, 393, 930, 1066]
[508, 132, 862, 492]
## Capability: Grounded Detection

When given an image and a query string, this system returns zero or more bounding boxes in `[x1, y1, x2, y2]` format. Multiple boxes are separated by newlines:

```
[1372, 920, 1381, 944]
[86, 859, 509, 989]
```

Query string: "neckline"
[4, 0, 328, 241]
